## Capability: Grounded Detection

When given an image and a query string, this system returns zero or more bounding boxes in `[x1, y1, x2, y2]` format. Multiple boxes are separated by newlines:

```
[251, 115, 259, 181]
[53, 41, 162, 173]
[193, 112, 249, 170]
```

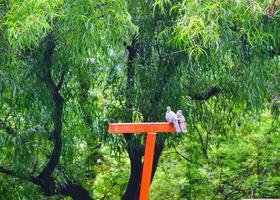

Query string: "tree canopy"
[0, 0, 279, 199]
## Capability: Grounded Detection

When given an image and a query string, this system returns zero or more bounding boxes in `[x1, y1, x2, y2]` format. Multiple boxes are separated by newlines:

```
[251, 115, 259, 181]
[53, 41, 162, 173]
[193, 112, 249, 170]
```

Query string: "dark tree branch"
[0, 166, 93, 199]
[32, 33, 92, 200]
[0, 166, 39, 183]
[126, 36, 138, 61]
[0, 167, 13, 175]
[191, 86, 220, 101]
[37, 33, 63, 180]
[0, 17, 93, 200]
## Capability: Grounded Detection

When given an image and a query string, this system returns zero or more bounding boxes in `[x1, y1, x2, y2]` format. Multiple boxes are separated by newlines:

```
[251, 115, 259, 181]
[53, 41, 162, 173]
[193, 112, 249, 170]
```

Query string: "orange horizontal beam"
[108, 122, 176, 134]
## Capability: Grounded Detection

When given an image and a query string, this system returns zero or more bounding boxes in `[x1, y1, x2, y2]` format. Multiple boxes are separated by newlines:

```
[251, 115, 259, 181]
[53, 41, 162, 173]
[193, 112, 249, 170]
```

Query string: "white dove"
[176, 110, 188, 133]
[165, 106, 181, 133]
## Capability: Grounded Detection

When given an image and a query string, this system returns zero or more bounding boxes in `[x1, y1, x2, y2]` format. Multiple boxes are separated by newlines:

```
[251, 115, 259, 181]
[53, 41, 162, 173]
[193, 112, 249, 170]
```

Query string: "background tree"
[0, 0, 135, 199]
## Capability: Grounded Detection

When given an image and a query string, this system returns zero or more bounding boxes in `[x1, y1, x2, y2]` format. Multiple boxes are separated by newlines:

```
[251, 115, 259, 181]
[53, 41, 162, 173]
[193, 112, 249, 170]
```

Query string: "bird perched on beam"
[165, 106, 181, 133]
[176, 110, 188, 133]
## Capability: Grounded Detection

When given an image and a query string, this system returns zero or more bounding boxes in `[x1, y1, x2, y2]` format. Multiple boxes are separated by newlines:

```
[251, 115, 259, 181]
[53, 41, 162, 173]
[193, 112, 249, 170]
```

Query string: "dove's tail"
[180, 122, 188, 133]
[173, 121, 181, 133]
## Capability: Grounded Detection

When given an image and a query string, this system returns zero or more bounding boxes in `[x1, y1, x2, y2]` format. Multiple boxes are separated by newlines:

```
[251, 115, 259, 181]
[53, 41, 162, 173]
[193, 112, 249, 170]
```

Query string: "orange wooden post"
[108, 122, 176, 200]
[140, 133, 156, 200]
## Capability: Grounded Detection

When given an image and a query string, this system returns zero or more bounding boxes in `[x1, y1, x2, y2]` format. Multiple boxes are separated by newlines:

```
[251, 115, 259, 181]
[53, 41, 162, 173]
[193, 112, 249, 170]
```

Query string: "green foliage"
[0, 0, 279, 199]
[93, 147, 130, 199]
[5, 0, 62, 49]
[169, 1, 275, 57]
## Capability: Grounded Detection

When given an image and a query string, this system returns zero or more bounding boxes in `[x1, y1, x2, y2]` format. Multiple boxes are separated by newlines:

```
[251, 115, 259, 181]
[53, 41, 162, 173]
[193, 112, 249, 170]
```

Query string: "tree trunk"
[122, 137, 164, 200]
[122, 35, 167, 199]
[122, 140, 143, 200]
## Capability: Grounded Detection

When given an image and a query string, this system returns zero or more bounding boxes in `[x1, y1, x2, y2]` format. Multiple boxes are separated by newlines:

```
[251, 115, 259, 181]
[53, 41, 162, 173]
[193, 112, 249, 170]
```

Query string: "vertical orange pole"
[140, 132, 157, 200]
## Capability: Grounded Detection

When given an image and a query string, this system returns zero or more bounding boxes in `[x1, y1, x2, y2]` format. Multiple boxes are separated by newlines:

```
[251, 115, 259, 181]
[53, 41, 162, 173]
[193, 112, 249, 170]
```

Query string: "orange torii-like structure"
[108, 122, 176, 200]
